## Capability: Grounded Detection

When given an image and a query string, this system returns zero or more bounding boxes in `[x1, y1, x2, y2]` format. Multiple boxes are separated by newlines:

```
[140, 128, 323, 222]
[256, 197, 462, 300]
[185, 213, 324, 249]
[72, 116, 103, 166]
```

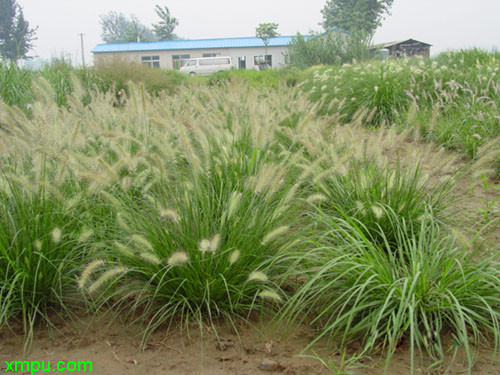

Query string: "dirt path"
[2, 315, 500, 375]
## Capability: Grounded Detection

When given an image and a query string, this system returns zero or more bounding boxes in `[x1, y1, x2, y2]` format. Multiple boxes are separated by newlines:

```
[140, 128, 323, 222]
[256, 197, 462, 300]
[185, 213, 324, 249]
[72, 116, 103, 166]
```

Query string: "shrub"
[92, 57, 186, 97]
[0, 62, 34, 109]
[301, 61, 416, 124]
[207, 68, 305, 89]
[71, 83, 313, 344]
[281, 210, 500, 372]
[0, 180, 88, 351]
[81, 165, 295, 342]
[288, 31, 370, 69]
[315, 159, 452, 249]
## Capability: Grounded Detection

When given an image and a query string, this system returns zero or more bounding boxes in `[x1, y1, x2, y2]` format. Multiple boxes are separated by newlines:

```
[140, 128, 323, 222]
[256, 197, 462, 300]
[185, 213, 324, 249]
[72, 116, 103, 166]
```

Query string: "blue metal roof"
[91, 28, 348, 54]
[92, 36, 296, 53]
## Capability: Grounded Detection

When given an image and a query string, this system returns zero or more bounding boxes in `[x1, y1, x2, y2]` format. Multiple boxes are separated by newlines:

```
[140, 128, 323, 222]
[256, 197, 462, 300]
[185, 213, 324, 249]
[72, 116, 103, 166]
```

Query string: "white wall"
[94, 46, 290, 70]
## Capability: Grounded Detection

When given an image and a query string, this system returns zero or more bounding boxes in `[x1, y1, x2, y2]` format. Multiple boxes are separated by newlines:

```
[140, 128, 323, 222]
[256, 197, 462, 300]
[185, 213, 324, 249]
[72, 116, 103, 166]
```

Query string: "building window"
[254, 55, 272, 68]
[202, 53, 219, 58]
[238, 56, 246, 69]
[172, 54, 190, 70]
[198, 57, 230, 66]
[141, 55, 160, 68]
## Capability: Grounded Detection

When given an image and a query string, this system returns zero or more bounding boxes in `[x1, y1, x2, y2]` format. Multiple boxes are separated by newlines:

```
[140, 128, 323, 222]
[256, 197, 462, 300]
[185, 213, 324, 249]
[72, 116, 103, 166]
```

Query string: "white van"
[180, 56, 233, 75]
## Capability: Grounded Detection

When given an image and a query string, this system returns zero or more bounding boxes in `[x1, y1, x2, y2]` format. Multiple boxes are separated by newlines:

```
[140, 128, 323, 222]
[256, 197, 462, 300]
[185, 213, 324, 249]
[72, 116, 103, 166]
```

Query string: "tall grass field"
[1, 49, 500, 373]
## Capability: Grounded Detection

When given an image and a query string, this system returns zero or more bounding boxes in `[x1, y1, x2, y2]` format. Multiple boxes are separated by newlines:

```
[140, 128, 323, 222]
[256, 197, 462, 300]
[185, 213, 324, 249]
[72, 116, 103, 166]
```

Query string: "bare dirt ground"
[1, 314, 500, 375]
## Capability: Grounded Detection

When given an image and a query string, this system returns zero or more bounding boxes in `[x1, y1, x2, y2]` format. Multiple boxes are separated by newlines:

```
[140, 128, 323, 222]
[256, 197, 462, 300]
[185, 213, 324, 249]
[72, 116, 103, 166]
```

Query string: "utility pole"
[78, 33, 86, 67]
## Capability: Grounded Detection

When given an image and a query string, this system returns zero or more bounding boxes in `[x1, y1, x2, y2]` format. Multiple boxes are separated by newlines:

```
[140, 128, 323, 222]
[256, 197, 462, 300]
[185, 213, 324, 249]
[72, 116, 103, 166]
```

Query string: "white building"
[92, 36, 294, 70]
[91, 28, 348, 71]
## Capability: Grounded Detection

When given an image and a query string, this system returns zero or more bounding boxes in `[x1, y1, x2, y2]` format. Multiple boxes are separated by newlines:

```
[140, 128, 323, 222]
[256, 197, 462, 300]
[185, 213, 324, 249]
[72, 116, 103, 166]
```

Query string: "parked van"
[180, 56, 233, 75]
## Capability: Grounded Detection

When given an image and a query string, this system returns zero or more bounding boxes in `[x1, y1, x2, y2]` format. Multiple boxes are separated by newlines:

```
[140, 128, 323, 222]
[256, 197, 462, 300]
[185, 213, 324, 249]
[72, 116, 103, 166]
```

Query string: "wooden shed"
[373, 39, 432, 58]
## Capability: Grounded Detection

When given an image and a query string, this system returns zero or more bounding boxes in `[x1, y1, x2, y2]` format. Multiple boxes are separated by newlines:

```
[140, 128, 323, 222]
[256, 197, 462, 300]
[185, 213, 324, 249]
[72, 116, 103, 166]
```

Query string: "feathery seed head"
[250, 164, 287, 195]
[159, 208, 180, 223]
[139, 252, 161, 265]
[229, 249, 240, 265]
[262, 226, 289, 245]
[51, 228, 62, 244]
[371, 205, 384, 220]
[78, 259, 106, 289]
[248, 271, 268, 283]
[114, 241, 135, 257]
[34, 240, 42, 251]
[116, 212, 131, 231]
[131, 234, 153, 251]
[387, 173, 396, 190]
[258, 290, 282, 303]
[78, 227, 94, 243]
[210, 233, 222, 253]
[87, 266, 128, 294]
[306, 193, 328, 204]
[65, 195, 81, 211]
[168, 251, 189, 266]
[227, 191, 242, 219]
[337, 165, 348, 177]
[120, 176, 131, 191]
[199, 239, 211, 253]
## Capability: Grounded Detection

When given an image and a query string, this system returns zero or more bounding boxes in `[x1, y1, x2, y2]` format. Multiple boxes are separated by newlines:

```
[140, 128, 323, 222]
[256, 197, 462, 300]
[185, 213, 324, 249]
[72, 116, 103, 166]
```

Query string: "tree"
[0, 0, 37, 61]
[256, 23, 279, 65]
[152, 5, 178, 40]
[321, 0, 393, 36]
[125, 15, 156, 42]
[288, 30, 370, 69]
[100, 11, 155, 43]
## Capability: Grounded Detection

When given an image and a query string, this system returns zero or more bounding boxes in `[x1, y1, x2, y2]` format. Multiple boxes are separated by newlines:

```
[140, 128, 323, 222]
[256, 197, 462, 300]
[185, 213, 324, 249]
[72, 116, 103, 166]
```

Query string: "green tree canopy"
[152, 5, 178, 40]
[100, 11, 156, 43]
[256, 22, 279, 66]
[256, 22, 279, 47]
[288, 30, 370, 69]
[321, 0, 393, 36]
[0, 0, 37, 61]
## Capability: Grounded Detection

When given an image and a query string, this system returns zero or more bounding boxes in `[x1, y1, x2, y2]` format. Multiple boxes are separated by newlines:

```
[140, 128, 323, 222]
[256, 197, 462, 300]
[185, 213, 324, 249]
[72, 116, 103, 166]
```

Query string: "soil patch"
[1, 315, 499, 374]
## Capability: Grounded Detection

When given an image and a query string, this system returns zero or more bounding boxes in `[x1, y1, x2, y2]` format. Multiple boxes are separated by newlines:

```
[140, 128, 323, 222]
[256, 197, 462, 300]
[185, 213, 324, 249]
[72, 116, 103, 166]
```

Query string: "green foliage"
[288, 31, 370, 69]
[90, 162, 296, 342]
[37, 57, 107, 107]
[1, 47, 500, 372]
[207, 68, 305, 89]
[256, 23, 279, 45]
[0, 182, 88, 351]
[152, 5, 178, 41]
[302, 50, 500, 156]
[67, 83, 312, 343]
[321, 0, 394, 35]
[302, 61, 415, 124]
[0, 62, 34, 108]
[0, 0, 37, 61]
[99, 11, 155, 43]
[256, 22, 280, 56]
[281, 211, 500, 372]
[93, 57, 186, 96]
[316, 159, 452, 249]
[302, 349, 368, 374]
[0, 58, 184, 110]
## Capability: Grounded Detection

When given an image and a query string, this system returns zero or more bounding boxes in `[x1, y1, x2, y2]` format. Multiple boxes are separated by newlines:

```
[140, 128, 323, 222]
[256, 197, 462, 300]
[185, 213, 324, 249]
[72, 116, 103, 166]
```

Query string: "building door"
[264, 55, 272, 68]
[172, 54, 190, 70]
[238, 56, 246, 69]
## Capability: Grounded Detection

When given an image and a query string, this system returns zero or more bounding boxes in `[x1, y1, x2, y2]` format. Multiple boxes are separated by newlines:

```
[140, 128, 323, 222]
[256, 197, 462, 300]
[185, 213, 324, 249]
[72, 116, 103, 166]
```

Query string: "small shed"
[373, 39, 432, 58]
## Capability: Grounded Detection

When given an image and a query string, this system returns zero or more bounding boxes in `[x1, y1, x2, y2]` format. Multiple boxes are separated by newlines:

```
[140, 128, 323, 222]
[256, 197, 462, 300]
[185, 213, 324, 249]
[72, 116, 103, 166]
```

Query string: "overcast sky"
[16, 0, 500, 65]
